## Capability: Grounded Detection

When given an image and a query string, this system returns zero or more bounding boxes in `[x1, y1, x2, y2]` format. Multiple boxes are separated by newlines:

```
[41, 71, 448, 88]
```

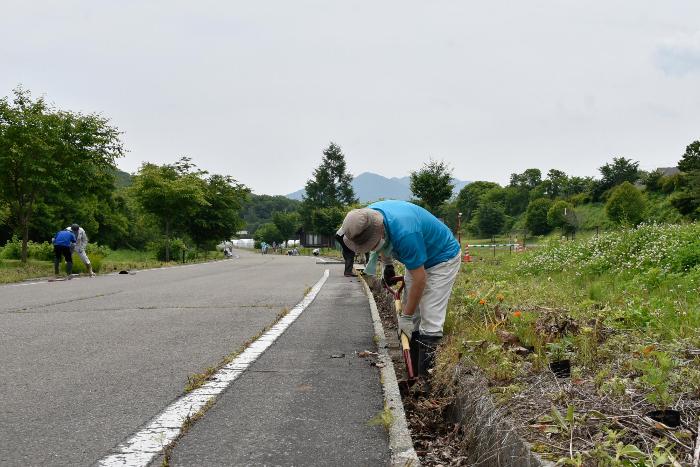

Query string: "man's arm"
[403, 265, 426, 316]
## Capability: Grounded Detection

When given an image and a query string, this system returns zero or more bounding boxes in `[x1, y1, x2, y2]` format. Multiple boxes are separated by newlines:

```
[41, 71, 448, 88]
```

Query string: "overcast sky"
[3, 1, 700, 195]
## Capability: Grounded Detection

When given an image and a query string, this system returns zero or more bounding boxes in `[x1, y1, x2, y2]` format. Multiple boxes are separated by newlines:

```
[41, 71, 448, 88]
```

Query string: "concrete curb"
[359, 275, 421, 467]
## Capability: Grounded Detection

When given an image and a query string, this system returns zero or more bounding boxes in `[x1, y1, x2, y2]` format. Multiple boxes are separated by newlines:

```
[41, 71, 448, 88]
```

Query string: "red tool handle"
[382, 275, 405, 299]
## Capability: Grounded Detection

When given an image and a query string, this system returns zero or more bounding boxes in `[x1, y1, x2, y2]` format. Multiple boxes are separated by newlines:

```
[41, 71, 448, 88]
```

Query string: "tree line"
[3, 86, 698, 258]
[408, 147, 700, 238]
[0, 88, 249, 262]
[249, 140, 700, 246]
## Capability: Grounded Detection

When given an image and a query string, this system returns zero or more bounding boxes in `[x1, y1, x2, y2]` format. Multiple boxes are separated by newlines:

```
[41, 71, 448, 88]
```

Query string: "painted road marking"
[97, 269, 330, 467]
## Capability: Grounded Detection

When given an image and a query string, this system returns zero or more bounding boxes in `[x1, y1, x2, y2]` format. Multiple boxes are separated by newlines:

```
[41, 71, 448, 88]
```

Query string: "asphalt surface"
[166, 271, 390, 466]
[0, 252, 331, 466]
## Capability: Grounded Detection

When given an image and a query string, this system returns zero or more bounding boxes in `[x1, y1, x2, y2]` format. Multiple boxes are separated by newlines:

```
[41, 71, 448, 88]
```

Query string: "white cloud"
[655, 31, 700, 76]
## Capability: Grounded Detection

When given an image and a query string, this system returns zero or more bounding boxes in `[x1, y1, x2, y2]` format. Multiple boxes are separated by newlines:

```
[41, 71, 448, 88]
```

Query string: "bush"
[525, 198, 553, 235]
[72, 253, 104, 273]
[670, 238, 700, 272]
[547, 200, 575, 233]
[568, 193, 590, 206]
[475, 203, 506, 237]
[28, 241, 54, 261]
[1, 237, 53, 261]
[148, 238, 188, 262]
[1, 237, 22, 259]
[606, 182, 647, 225]
[254, 223, 284, 245]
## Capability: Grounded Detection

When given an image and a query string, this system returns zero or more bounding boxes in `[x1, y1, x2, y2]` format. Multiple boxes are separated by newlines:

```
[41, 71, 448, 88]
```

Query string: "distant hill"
[287, 172, 470, 203]
[112, 168, 132, 188]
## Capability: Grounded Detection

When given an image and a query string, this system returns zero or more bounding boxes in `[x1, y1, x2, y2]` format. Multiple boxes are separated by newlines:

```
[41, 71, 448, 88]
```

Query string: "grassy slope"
[440, 223, 700, 464]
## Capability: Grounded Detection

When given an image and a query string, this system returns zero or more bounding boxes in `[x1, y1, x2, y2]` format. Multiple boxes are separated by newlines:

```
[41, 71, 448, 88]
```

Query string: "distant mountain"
[112, 168, 132, 188]
[286, 172, 470, 203]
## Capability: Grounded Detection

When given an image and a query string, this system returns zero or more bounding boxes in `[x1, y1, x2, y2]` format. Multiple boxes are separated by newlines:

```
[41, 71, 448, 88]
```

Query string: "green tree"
[642, 170, 665, 193]
[254, 222, 284, 245]
[547, 200, 576, 233]
[272, 211, 301, 246]
[594, 157, 640, 200]
[131, 158, 208, 261]
[509, 168, 542, 190]
[525, 198, 554, 235]
[481, 186, 506, 206]
[456, 181, 500, 222]
[188, 174, 250, 249]
[562, 176, 595, 198]
[475, 202, 505, 237]
[678, 140, 700, 173]
[409, 159, 454, 216]
[545, 169, 569, 198]
[311, 206, 346, 238]
[301, 142, 356, 233]
[241, 194, 300, 234]
[0, 87, 124, 261]
[605, 182, 647, 225]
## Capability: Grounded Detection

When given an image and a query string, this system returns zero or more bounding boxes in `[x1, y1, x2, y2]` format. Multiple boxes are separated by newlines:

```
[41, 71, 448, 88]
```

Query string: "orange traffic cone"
[462, 245, 472, 262]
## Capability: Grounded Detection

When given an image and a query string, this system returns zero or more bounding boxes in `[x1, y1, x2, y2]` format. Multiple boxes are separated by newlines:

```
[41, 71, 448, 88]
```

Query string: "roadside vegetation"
[437, 222, 700, 464]
[0, 240, 226, 283]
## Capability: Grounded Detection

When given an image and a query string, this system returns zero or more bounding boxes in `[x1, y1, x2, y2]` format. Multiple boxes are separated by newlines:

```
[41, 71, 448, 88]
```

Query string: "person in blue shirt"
[341, 200, 461, 377]
[52, 229, 76, 278]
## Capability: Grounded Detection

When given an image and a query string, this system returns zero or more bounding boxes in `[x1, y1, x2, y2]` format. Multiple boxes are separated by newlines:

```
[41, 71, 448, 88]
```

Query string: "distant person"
[52, 228, 76, 279]
[335, 227, 357, 277]
[66, 224, 95, 276]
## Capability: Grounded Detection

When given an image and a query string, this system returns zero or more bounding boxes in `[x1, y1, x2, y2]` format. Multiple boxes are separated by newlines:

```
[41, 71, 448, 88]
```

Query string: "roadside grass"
[367, 404, 394, 432]
[440, 222, 700, 464]
[0, 259, 54, 283]
[0, 248, 224, 284]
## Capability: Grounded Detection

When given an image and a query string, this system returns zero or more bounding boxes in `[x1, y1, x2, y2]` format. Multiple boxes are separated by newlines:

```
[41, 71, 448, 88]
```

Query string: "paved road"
[166, 270, 390, 466]
[0, 252, 332, 466]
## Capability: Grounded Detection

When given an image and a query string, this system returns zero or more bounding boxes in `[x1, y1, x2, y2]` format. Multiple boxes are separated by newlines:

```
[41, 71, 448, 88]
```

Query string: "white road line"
[97, 269, 330, 467]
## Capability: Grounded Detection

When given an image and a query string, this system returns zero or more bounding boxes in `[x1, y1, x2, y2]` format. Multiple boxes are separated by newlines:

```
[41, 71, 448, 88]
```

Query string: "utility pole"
[457, 212, 462, 247]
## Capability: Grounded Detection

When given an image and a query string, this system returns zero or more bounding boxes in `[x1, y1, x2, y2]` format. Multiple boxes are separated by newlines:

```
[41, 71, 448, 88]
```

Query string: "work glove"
[398, 313, 415, 339]
[383, 264, 398, 286]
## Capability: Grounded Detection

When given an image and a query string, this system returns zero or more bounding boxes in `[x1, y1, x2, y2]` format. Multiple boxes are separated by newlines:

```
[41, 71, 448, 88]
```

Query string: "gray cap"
[340, 208, 384, 253]
[70, 224, 79, 232]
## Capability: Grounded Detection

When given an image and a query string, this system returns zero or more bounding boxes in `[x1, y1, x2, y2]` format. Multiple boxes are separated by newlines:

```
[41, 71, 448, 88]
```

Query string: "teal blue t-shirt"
[369, 200, 460, 270]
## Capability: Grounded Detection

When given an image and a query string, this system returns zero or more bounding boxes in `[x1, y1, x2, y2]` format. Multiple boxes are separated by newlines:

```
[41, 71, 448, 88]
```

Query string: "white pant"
[403, 253, 461, 337]
[75, 249, 91, 266]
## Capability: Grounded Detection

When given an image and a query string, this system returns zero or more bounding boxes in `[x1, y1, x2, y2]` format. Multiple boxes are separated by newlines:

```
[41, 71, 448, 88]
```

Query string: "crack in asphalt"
[0, 291, 123, 314]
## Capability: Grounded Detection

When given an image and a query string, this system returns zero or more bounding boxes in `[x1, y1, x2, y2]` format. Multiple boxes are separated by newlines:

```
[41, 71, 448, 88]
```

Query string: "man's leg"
[62, 247, 73, 277]
[414, 254, 462, 376]
[77, 249, 94, 276]
[53, 246, 61, 275]
[341, 245, 355, 276]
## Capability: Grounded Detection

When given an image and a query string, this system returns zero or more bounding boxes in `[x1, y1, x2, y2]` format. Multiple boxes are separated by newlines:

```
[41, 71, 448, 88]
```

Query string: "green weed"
[367, 404, 394, 431]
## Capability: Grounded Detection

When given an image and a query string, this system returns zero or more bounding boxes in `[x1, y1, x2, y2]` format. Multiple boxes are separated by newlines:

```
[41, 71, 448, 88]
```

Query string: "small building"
[298, 228, 335, 248]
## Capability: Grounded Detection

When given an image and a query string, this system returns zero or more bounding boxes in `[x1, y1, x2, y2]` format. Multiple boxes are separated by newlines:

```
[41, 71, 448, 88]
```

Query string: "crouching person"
[341, 200, 461, 377]
[53, 228, 76, 279]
